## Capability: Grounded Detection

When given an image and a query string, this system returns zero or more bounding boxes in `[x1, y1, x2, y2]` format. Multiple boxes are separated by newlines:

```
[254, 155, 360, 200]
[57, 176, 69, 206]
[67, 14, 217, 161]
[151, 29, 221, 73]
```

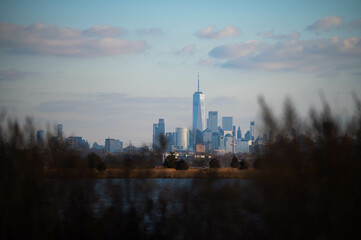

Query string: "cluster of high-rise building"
[153, 76, 256, 154]
[36, 124, 123, 153]
[35, 76, 256, 155]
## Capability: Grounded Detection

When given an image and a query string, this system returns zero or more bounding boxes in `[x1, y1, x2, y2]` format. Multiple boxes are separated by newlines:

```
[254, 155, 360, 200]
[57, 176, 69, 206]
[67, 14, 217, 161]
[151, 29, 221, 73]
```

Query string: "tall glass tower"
[207, 111, 218, 132]
[192, 74, 205, 146]
[153, 118, 165, 150]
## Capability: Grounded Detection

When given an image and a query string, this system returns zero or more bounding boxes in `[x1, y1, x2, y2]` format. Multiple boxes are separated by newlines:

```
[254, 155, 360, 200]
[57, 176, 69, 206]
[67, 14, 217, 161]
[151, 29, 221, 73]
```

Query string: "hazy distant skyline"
[1, 0, 361, 146]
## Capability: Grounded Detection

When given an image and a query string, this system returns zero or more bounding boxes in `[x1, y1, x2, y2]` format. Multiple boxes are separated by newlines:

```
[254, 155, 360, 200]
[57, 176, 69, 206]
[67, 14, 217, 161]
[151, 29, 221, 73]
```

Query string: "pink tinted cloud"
[176, 44, 196, 55]
[260, 30, 300, 40]
[209, 36, 361, 71]
[135, 28, 163, 36]
[0, 22, 146, 57]
[196, 25, 241, 39]
[82, 25, 126, 37]
[306, 16, 343, 31]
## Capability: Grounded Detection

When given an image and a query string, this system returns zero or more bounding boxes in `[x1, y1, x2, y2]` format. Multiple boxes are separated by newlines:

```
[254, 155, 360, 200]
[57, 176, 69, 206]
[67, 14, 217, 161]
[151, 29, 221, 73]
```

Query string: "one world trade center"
[192, 74, 205, 147]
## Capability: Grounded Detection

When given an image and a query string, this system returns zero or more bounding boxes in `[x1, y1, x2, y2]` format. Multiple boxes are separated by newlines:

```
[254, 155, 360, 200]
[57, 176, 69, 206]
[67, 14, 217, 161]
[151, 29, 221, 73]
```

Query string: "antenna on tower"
[197, 73, 200, 92]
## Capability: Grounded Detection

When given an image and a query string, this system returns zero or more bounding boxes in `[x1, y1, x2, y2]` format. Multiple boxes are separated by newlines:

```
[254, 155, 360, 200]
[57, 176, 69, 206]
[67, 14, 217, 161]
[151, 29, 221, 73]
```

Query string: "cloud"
[348, 17, 361, 29]
[0, 22, 147, 57]
[195, 25, 241, 39]
[135, 28, 163, 36]
[260, 30, 300, 40]
[176, 44, 196, 55]
[0, 69, 37, 81]
[82, 25, 126, 37]
[208, 36, 361, 71]
[199, 57, 220, 67]
[306, 16, 343, 31]
[209, 40, 264, 59]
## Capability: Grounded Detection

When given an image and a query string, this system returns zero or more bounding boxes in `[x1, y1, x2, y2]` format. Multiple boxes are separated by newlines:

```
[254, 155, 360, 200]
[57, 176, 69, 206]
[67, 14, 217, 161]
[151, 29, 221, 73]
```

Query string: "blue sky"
[0, 0, 361, 146]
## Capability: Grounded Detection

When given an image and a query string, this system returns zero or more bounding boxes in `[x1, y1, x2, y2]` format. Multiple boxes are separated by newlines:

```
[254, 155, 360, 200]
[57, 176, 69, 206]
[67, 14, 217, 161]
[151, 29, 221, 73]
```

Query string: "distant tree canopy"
[239, 160, 247, 170]
[209, 158, 220, 168]
[87, 152, 106, 171]
[230, 155, 240, 168]
[155, 134, 167, 153]
[176, 159, 189, 170]
[87, 152, 102, 168]
[163, 152, 177, 168]
[193, 157, 205, 167]
[96, 161, 107, 171]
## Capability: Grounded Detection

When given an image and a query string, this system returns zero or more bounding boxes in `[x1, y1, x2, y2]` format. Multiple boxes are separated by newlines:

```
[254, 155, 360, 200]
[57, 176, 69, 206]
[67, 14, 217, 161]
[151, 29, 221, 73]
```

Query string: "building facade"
[36, 130, 45, 149]
[222, 117, 233, 131]
[105, 138, 123, 153]
[153, 118, 165, 150]
[176, 127, 189, 151]
[207, 111, 218, 133]
[192, 77, 205, 146]
[250, 121, 255, 140]
[57, 124, 63, 139]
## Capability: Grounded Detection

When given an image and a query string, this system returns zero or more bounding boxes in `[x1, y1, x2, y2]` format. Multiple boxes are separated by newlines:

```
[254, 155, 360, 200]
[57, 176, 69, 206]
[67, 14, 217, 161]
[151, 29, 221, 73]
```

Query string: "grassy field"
[44, 167, 255, 179]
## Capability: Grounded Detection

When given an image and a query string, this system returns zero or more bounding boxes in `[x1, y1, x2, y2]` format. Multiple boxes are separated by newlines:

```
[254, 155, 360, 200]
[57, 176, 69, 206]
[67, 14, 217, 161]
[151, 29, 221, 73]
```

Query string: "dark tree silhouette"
[209, 158, 220, 168]
[163, 152, 177, 168]
[239, 160, 247, 170]
[176, 159, 189, 170]
[87, 152, 102, 169]
[230, 155, 240, 168]
[96, 161, 107, 171]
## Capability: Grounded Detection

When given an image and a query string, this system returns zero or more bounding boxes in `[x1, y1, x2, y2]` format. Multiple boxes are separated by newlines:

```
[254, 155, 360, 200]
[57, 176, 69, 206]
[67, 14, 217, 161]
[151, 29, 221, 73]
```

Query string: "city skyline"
[1, 1, 361, 146]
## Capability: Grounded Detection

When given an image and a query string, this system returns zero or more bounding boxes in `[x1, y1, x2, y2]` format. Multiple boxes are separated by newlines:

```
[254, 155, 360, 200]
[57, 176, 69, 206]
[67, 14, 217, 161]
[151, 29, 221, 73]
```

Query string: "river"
[44, 178, 271, 239]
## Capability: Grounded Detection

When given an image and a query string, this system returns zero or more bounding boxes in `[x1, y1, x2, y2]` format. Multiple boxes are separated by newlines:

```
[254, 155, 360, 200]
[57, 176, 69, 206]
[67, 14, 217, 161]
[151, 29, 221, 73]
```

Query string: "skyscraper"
[207, 111, 218, 133]
[176, 127, 189, 150]
[153, 118, 165, 150]
[237, 127, 242, 140]
[36, 130, 45, 149]
[222, 117, 233, 131]
[57, 124, 63, 139]
[165, 132, 176, 152]
[105, 138, 123, 153]
[192, 74, 205, 146]
[250, 121, 255, 140]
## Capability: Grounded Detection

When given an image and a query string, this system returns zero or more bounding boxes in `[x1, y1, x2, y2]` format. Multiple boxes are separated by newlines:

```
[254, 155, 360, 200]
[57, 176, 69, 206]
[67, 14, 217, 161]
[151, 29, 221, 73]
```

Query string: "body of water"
[44, 178, 271, 239]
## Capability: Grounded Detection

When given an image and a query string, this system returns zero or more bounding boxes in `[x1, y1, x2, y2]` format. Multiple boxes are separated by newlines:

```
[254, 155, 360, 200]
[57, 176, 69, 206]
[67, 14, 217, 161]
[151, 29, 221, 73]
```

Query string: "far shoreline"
[44, 168, 255, 179]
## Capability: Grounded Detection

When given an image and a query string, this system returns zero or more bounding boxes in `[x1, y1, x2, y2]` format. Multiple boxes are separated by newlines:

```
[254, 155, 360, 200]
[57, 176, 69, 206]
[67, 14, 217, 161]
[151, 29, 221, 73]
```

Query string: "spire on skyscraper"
[193, 73, 205, 147]
[197, 73, 200, 92]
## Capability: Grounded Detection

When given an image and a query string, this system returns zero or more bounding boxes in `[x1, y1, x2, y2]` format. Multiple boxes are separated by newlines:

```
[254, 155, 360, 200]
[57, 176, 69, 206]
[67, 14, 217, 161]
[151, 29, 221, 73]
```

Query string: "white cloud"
[348, 17, 361, 29]
[195, 25, 241, 39]
[198, 57, 220, 67]
[306, 16, 343, 31]
[82, 25, 126, 37]
[208, 37, 361, 71]
[176, 44, 196, 55]
[135, 28, 163, 36]
[0, 22, 147, 57]
[209, 40, 263, 59]
[260, 30, 300, 40]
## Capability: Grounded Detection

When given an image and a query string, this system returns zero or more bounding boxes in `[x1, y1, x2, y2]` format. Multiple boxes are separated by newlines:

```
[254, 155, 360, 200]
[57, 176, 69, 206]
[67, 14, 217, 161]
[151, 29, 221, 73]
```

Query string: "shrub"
[230, 155, 240, 168]
[163, 152, 177, 168]
[209, 158, 220, 168]
[239, 160, 247, 170]
[96, 161, 107, 171]
[176, 159, 189, 170]
[87, 152, 102, 168]
[253, 95, 361, 239]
